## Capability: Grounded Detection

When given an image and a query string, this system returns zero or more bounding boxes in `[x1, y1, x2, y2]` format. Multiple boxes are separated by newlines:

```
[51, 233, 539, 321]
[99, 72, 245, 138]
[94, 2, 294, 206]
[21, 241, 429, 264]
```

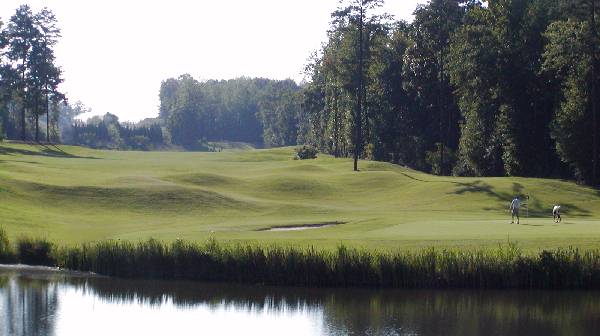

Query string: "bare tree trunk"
[46, 91, 50, 143]
[354, 6, 364, 172]
[21, 56, 26, 141]
[35, 114, 39, 142]
[34, 93, 39, 142]
[439, 49, 445, 176]
[591, 0, 598, 185]
[333, 86, 340, 158]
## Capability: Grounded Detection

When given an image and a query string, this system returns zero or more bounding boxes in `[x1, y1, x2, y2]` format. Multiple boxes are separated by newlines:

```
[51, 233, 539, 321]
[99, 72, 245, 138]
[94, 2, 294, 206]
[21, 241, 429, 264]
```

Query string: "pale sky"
[0, 0, 426, 122]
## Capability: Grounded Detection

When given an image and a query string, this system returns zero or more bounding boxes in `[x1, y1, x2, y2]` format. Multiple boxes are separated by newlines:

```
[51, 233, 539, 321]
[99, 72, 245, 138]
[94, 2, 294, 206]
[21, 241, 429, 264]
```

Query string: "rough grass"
[1, 141, 600, 251]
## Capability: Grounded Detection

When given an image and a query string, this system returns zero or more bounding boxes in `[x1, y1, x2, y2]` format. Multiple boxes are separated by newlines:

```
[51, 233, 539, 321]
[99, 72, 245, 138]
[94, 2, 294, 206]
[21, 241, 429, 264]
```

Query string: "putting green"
[1, 142, 599, 251]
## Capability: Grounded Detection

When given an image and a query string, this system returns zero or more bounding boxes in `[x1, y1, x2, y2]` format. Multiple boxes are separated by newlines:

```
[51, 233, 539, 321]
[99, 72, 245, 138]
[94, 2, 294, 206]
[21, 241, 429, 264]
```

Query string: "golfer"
[510, 196, 520, 224]
[553, 205, 562, 223]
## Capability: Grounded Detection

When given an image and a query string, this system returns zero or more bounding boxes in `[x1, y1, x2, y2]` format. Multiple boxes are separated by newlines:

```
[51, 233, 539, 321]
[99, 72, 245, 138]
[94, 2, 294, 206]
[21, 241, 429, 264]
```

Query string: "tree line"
[0, 5, 170, 151]
[159, 76, 303, 150]
[302, 0, 600, 185]
[69, 113, 165, 151]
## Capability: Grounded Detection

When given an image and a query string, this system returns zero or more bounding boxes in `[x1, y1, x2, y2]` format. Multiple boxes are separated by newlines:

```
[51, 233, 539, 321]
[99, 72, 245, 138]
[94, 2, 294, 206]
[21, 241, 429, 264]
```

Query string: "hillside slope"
[1, 142, 599, 251]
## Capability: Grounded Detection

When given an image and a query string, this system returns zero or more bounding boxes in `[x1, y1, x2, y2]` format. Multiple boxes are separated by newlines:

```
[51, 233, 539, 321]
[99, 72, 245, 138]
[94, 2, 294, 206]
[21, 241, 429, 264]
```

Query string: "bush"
[191, 140, 218, 152]
[296, 145, 318, 160]
[16, 237, 55, 266]
[129, 135, 151, 150]
[426, 143, 456, 175]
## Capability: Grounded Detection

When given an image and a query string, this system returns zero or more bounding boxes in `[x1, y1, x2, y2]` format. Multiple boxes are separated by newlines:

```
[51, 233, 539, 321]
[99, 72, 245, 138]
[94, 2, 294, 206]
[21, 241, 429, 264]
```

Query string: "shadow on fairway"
[451, 180, 592, 217]
[452, 180, 512, 201]
[0, 143, 100, 160]
[399, 172, 429, 182]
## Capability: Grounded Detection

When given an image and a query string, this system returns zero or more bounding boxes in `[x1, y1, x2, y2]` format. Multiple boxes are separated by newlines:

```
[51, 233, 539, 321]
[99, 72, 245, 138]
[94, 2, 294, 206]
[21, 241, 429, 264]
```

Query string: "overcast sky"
[0, 0, 426, 122]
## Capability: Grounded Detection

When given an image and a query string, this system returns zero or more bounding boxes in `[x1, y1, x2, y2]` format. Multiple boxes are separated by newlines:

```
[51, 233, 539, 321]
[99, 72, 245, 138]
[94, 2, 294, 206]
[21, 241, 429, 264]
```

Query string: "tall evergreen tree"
[6, 5, 38, 140]
[403, 0, 465, 175]
[34, 8, 63, 143]
[365, 24, 415, 164]
[449, 0, 561, 176]
[332, 0, 386, 171]
[543, 1, 600, 183]
[559, 0, 600, 184]
[0, 19, 9, 138]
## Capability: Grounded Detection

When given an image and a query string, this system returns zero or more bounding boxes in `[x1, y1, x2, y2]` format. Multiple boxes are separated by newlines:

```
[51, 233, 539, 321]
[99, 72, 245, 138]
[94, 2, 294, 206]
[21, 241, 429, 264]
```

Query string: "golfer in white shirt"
[553, 205, 562, 223]
[510, 197, 520, 224]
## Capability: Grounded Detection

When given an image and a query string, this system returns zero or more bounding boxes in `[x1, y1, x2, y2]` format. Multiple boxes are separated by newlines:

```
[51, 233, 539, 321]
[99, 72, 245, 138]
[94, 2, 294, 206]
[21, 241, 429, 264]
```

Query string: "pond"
[1, 265, 599, 336]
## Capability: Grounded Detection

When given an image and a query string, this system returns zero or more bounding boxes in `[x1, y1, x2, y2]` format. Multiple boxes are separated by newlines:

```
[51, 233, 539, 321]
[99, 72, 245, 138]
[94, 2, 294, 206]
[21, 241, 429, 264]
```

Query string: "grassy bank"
[2, 230, 599, 289]
[1, 142, 600, 251]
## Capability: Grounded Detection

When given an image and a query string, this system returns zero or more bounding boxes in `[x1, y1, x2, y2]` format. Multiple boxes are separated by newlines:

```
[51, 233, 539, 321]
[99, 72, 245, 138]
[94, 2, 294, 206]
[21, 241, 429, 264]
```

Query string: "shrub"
[425, 143, 456, 175]
[129, 135, 151, 150]
[16, 237, 55, 266]
[296, 145, 318, 160]
[192, 140, 218, 152]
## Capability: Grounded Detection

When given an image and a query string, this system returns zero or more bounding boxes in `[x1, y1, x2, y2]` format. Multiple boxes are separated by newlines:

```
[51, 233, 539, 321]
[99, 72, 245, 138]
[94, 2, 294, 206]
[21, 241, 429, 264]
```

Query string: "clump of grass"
[16, 237, 56, 266]
[0, 226, 16, 263]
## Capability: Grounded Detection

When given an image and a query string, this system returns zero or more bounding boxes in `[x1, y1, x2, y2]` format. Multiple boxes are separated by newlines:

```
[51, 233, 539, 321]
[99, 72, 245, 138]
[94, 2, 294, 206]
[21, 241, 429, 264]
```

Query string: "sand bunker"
[257, 221, 345, 232]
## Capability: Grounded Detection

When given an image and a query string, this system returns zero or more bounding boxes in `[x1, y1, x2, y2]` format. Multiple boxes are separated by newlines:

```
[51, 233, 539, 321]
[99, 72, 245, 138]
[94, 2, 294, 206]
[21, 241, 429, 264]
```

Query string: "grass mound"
[254, 176, 334, 198]
[279, 164, 330, 173]
[167, 172, 240, 187]
[20, 182, 249, 213]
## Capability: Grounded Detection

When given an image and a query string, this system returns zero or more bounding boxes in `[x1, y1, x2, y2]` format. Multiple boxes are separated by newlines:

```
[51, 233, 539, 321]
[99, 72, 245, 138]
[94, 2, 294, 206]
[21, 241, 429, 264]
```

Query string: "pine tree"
[6, 5, 38, 140]
[332, 0, 387, 171]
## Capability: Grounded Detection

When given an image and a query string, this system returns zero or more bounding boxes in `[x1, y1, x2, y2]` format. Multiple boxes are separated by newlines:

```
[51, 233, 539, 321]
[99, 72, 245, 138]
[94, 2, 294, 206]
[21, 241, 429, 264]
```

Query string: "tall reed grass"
[16, 236, 55, 266]
[55, 238, 600, 289]
[1, 226, 599, 289]
[0, 227, 15, 263]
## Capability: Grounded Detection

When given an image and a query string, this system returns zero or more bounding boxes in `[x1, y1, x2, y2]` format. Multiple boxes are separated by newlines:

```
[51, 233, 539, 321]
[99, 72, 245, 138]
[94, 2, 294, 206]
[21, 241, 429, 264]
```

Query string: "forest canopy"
[299, 0, 600, 185]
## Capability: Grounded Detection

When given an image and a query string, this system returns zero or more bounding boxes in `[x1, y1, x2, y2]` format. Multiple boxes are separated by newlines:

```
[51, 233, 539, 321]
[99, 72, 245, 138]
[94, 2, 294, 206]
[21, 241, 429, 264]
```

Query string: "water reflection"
[0, 274, 59, 336]
[1, 265, 599, 336]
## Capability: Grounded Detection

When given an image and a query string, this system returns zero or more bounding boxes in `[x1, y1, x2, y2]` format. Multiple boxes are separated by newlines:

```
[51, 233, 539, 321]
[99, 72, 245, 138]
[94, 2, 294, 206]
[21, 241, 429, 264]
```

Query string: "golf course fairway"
[1, 142, 599, 252]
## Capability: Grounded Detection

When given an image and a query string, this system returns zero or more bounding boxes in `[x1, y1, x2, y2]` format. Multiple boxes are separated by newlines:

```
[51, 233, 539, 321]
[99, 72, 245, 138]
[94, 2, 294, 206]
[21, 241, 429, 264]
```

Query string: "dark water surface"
[1, 265, 599, 336]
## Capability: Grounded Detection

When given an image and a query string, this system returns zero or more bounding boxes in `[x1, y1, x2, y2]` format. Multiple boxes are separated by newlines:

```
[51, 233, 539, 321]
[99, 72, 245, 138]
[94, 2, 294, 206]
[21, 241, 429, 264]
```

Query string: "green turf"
[1, 141, 599, 252]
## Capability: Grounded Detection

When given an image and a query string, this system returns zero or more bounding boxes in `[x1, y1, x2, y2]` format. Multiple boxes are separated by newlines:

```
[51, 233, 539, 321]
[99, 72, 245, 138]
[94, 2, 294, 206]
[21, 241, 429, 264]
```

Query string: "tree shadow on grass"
[452, 180, 513, 202]
[399, 172, 457, 184]
[399, 172, 428, 182]
[450, 180, 592, 217]
[0, 159, 42, 169]
[0, 143, 100, 159]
